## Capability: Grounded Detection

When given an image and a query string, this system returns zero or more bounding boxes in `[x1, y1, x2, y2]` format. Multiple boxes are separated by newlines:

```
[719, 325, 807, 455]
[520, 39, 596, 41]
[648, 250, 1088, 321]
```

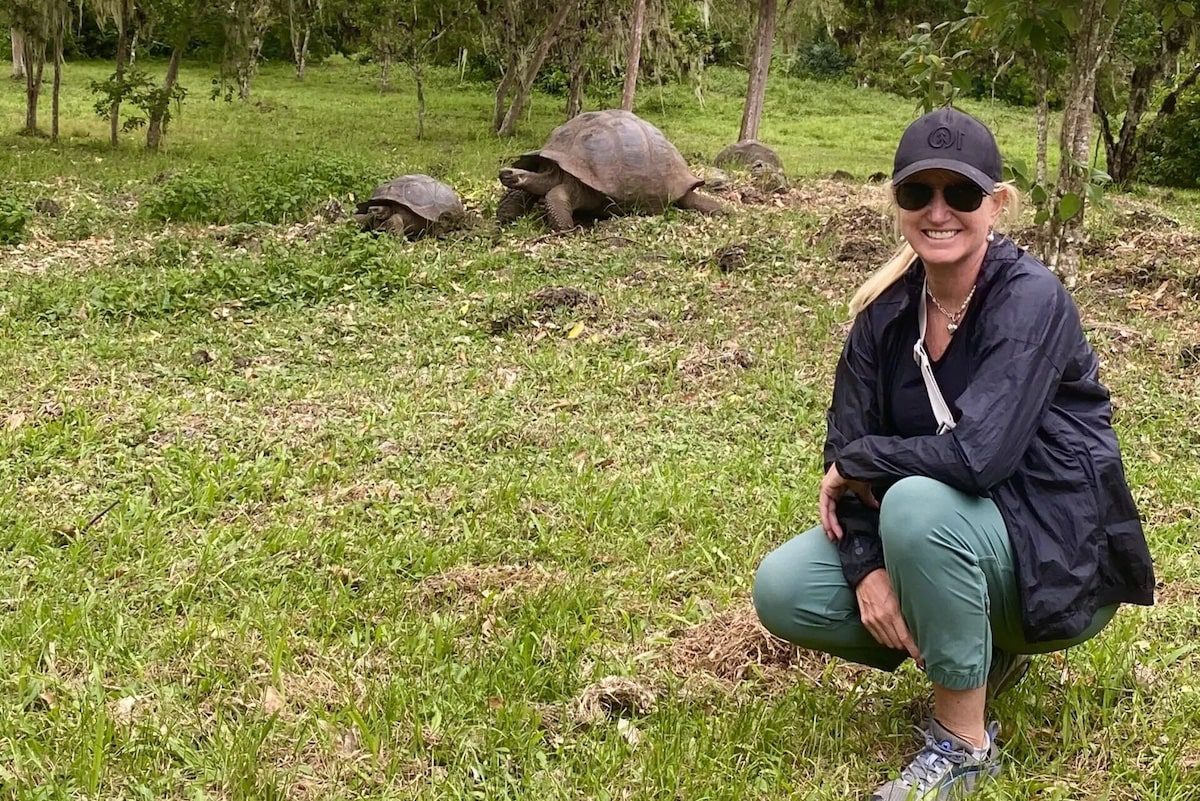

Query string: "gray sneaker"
[986, 649, 1032, 700]
[871, 719, 1001, 801]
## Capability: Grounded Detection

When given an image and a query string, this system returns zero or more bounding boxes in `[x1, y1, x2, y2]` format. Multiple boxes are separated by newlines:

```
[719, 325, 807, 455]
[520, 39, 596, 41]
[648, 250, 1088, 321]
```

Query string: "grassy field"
[1, 60, 1199, 800]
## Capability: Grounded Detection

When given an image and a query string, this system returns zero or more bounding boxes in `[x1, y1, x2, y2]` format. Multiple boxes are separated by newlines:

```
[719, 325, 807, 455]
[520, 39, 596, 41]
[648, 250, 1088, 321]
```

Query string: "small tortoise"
[497, 109, 725, 231]
[354, 175, 465, 239]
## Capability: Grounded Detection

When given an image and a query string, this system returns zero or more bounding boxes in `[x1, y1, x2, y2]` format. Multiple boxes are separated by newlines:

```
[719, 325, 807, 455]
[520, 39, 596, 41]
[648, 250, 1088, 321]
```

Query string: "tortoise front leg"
[543, 185, 576, 232]
[675, 189, 727, 216]
[496, 188, 535, 225]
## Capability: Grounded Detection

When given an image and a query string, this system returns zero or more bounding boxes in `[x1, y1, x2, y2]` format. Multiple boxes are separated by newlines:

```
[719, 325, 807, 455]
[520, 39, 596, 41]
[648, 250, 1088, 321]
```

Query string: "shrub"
[0, 196, 31, 245]
[141, 173, 231, 223]
[1138, 88, 1200, 189]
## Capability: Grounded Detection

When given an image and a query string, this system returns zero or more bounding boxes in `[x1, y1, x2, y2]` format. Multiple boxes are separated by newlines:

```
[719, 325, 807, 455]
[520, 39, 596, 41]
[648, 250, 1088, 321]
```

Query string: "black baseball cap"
[892, 107, 1002, 193]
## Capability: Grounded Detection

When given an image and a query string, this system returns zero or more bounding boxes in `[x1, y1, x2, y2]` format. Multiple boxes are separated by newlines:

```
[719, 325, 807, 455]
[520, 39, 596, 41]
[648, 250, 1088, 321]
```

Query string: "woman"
[752, 107, 1154, 801]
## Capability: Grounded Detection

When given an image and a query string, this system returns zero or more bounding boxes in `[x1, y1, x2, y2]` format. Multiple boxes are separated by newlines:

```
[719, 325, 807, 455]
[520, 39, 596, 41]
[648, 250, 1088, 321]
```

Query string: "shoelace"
[897, 727, 969, 791]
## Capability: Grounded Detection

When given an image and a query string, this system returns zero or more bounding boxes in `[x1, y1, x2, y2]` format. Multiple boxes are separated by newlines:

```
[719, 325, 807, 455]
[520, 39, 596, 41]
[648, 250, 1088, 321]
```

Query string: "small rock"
[191, 349, 213, 366]
[232, 355, 253, 369]
[704, 168, 732, 191]
[867, 171, 888, 184]
[829, 170, 856, 182]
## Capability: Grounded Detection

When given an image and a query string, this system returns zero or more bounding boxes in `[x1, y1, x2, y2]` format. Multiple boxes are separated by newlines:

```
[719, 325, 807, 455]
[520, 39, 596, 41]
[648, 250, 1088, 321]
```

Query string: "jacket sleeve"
[824, 310, 887, 586]
[835, 274, 1077, 494]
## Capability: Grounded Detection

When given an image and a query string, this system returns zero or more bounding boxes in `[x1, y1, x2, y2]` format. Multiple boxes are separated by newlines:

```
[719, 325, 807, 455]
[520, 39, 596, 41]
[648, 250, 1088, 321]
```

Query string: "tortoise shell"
[511, 110, 702, 212]
[355, 174, 464, 222]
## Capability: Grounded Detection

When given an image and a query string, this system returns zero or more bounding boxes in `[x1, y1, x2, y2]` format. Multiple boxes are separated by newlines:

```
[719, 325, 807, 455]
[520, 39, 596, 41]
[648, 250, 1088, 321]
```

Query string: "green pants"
[753, 476, 1116, 689]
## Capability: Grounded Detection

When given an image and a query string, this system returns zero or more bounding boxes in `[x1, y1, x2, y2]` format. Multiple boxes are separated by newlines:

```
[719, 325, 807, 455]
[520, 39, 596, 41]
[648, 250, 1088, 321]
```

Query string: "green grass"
[1, 59, 1199, 800]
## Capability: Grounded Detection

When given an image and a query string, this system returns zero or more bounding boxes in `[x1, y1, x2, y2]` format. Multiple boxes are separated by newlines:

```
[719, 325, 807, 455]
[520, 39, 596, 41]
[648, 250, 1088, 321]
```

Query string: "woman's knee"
[752, 547, 800, 639]
[878, 475, 957, 555]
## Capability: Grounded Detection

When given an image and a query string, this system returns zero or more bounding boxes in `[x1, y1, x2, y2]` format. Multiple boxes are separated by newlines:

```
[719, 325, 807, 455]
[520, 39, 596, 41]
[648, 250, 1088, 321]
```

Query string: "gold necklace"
[926, 284, 977, 333]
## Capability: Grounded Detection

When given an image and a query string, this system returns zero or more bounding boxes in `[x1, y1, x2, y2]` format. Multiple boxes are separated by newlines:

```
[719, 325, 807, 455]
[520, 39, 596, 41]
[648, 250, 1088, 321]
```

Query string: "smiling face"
[895, 169, 1005, 271]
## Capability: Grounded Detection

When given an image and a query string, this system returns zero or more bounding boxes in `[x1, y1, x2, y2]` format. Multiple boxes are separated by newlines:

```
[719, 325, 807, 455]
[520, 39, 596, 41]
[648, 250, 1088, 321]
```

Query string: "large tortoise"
[354, 175, 465, 239]
[496, 109, 725, 231]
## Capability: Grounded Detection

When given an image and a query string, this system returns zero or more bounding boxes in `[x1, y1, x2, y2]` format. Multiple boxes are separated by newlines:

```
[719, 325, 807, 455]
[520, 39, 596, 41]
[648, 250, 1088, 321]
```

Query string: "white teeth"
[924, 230, 958, 240]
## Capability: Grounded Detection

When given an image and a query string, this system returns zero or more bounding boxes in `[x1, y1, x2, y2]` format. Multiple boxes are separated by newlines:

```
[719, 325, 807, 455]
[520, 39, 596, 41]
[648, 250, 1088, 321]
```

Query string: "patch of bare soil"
[1085, 225, 1200, 296]
[810, 205, 895, 268]
[418, 563, 563, 605]
[488, 285, 603, 335]
[676, 340, 754, 377]
[1, 232, 158, 276]
[664, 603, 823, 684]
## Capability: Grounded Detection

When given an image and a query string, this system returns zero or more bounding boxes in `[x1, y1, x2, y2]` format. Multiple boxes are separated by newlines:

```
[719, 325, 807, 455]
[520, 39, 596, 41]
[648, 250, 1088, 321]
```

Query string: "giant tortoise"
[496, 110, 725, 231]
[354, 175, 465, 239]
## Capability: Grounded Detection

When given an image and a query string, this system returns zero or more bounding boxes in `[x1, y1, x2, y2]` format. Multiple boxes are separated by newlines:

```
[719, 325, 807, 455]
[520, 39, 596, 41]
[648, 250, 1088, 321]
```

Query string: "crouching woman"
[752, 107, 1154, 801]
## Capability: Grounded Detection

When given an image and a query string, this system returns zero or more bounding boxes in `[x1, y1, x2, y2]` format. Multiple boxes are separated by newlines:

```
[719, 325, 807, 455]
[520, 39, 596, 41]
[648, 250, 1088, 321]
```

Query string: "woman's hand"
[818, 462, 879, 541]
[856, 568, 922, 665]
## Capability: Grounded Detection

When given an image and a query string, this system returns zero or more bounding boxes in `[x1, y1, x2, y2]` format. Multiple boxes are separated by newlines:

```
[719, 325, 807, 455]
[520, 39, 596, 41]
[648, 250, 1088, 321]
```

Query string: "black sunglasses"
[895, 181, 987, 213]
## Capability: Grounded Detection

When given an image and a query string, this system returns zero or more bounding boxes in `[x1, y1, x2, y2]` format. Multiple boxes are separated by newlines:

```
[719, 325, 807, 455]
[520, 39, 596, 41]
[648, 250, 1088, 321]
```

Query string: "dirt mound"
[665, 604, 819, 683]
[489, 286, 603, 335]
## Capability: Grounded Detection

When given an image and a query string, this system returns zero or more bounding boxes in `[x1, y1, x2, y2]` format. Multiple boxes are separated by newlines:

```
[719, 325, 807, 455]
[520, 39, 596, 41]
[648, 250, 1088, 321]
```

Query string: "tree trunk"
[414, 63, 426, 140]
[22, 35, 44, 134]
[566, 60, 586, 118]
[290, 5, 311, 81]
[11, 28, 25, 80]
[738, 0, 777, 142]
[497, 1, 574, 137]
[1033, 55, 1049, 185]
[109, 1, 134, 147]
[51, 30, 62, 141]
[493, 54, 520, 131]
[298, 27, 310, 80]
[621, 0, 647, 111]
[1099, 28, 1188, 186]
[1045, 0, 1120, 281]
[379, 51, 392, 92]
[238, 35, 263, 100]
[146, 44, 184, 152]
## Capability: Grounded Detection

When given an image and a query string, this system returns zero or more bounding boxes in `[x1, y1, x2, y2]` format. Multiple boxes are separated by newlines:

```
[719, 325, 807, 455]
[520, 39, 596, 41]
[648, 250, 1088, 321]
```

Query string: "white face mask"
[914, 278, 958, 436]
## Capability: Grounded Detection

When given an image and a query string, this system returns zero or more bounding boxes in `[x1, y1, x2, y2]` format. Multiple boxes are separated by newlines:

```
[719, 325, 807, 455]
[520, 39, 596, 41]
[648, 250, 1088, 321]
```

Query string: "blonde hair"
[848, 181, 1023, 316]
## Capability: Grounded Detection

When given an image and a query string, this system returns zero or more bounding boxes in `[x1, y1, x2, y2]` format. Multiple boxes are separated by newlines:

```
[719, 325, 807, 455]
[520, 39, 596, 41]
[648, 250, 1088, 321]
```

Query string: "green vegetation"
[1, 62, 1199, 800]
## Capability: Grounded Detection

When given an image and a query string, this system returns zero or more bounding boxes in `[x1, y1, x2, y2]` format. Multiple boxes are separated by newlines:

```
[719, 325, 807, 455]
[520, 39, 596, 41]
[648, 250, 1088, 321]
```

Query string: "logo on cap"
[927, 126, 962, 149]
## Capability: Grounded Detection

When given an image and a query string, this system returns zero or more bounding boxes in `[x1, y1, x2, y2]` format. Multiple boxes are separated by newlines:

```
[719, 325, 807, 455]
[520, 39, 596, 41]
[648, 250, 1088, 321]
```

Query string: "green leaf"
[1034, 208, 1050, 226]
[1059, 5, 1081, 33]
[1031, 185, 1048, 205]
[1180, 2, 1196, 18]
[1163, 5, 1177, 28]
[951, 69, 973, 91]
[1058, 192, 1084, 221]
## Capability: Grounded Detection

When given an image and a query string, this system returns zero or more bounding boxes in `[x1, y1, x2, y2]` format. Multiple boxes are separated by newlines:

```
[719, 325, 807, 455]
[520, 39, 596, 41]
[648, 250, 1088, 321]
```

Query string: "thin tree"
[621, 0, 647, 110]
[738, 0, 777, 141]
[285, 0, 322, 80]
[90, 0, 137, 146]
[1045, 0, 1122, 278]
[11, 27, 27, 79]
[493, 0, 574, 137]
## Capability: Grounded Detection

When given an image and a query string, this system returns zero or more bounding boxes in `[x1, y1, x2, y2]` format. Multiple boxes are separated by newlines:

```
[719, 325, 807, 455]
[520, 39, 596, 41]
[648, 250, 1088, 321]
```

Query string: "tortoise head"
[499, 162, 562, 197]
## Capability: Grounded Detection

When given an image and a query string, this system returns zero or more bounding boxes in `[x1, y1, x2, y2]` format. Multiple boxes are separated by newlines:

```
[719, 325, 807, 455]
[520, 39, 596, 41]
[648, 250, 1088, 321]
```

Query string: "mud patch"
[488, 285, 603, 335]
[665, 604, 821, 683]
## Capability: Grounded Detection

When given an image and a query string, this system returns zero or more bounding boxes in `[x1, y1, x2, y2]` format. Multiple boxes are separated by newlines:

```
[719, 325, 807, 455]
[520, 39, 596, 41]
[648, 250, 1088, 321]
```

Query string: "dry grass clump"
[569, 676, 658, 725]
[418, 563, 562, 603]
[665, 603, 819, 683]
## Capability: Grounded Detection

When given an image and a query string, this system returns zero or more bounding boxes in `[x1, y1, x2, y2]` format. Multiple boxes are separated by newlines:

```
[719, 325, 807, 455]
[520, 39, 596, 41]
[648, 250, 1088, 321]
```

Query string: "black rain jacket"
[825, 236, 1155, 642]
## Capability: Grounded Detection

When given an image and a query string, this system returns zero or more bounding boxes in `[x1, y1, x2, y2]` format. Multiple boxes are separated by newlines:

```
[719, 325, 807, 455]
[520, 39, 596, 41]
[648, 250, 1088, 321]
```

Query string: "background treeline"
[3, 1, 1198, 194]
